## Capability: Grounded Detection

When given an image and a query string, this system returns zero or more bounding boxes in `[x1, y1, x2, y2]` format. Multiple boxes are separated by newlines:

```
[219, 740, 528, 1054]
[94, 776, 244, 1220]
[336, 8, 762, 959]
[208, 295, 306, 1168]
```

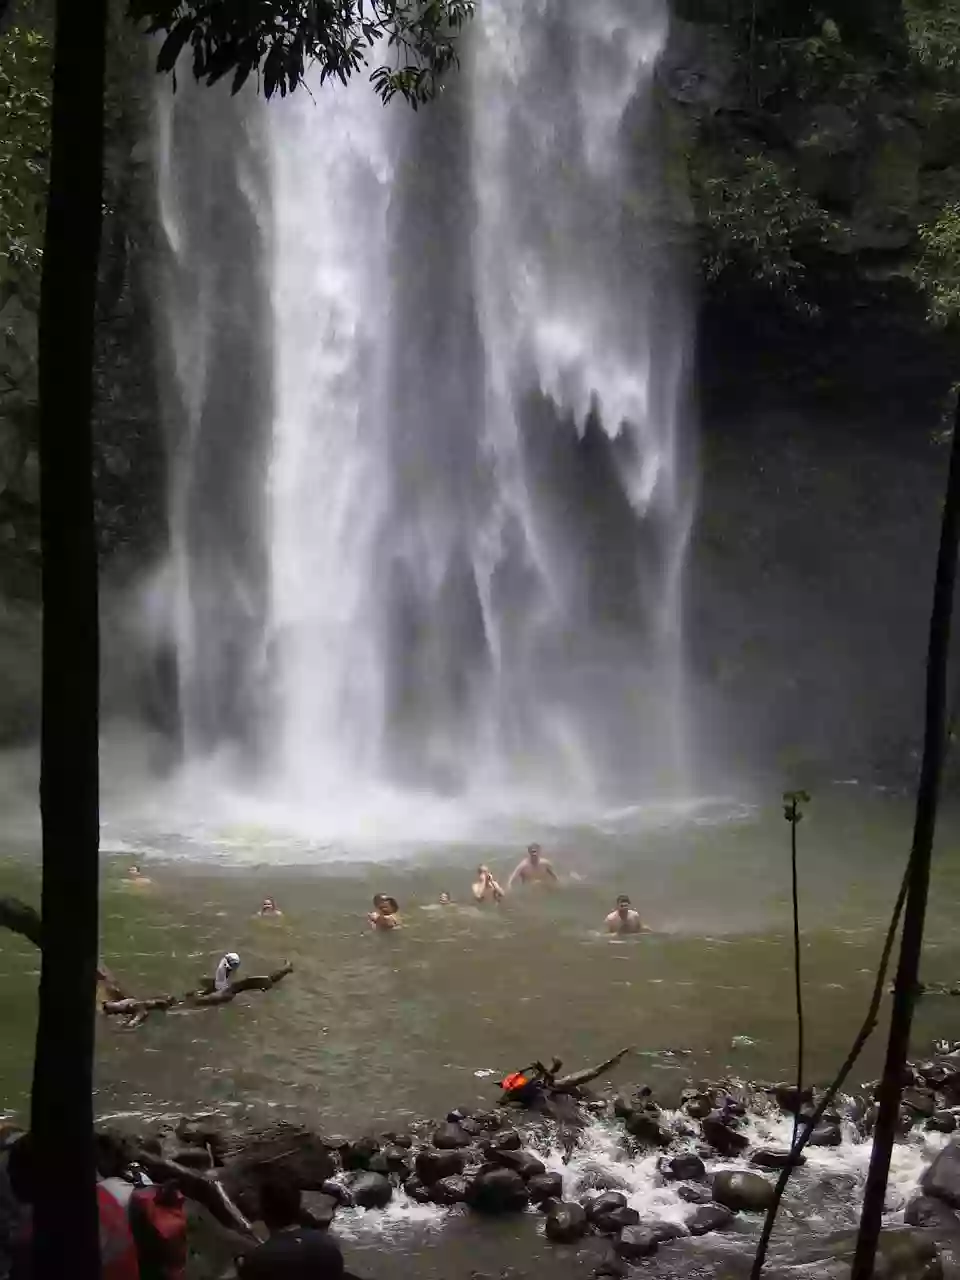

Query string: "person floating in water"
[472, 865, 504, 904]
[605, 894, 644, 935]
[368, 894, 401, 930]
[507, 843, 558, 889]
[125, 864, 151, 886]
[438, 892, 452, 906]
[258, 897, 283, 917]
[213, 951, 241, 991]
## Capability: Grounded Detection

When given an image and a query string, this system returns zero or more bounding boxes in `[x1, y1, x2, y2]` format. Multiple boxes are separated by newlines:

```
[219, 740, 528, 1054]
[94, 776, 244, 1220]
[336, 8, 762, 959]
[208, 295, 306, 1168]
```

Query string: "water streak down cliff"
[152, 0, 695, 828]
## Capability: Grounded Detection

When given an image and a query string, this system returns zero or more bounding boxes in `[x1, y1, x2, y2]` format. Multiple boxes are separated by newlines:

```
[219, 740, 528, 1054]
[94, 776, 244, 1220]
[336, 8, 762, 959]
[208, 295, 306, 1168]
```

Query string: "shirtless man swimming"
[605, 894, 644, 935]
[507, 844, 558, 889]
[472, 865, 505, 904]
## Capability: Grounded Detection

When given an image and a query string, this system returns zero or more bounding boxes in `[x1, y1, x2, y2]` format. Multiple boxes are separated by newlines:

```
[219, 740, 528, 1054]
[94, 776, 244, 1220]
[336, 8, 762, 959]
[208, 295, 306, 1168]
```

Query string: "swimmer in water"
[507, 843, 558, 889]
[439, 892, 452, 906]
[125, 864, 151, 886]
[472, 865, 504, 904]
[605, 894, 644, 935]
[368, 894, 401, 930]
[258, 897, 283, 917]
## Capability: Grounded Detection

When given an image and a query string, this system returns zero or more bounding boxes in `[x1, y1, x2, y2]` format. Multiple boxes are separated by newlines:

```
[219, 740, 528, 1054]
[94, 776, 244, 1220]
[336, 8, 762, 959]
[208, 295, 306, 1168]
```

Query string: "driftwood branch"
[0, 895, 292, 1025]
[131, 1150, 258, 1241]
[188, 965, 294, 1008]
[0, 896, 42, 948]
[553, 1047, 632, 1093]
[1, 896, 127, 999]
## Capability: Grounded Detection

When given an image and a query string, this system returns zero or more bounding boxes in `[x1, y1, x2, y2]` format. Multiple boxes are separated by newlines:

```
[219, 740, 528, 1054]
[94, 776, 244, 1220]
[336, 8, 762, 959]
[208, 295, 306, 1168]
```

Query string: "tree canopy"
[129, 0, 475, 104]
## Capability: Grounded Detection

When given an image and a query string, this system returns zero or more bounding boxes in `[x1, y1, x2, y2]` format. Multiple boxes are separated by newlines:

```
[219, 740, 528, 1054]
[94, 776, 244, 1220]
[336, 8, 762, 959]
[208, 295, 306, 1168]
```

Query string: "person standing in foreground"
[237, 1179, 363, 1280]
[507, 844, 558, 889]
[605, 895, 644, 935]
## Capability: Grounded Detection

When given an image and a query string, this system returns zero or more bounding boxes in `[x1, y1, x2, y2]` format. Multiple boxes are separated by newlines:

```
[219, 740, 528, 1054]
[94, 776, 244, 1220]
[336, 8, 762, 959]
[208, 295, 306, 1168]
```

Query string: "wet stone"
[659, 1153, 706, 1182]
[528, 1172, 563, 1204]
[545, 1201, 588, 1243]
[617, 1227, 659, 1260]
[686, 1203, 735, 1236]
[594, 1206, 641, 1234]
[712, 1170, 776, 1213]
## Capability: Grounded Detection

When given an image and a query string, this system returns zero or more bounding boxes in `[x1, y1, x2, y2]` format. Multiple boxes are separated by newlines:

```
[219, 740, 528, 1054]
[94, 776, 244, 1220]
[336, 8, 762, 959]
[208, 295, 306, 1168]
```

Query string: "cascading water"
[152, 0, 694, 834]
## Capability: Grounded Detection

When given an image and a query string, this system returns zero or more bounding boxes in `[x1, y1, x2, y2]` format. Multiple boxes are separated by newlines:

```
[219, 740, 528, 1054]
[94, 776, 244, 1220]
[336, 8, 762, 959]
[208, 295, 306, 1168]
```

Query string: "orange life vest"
[129, 1187, 187, 1280]
[501, 1071, 530, 1092]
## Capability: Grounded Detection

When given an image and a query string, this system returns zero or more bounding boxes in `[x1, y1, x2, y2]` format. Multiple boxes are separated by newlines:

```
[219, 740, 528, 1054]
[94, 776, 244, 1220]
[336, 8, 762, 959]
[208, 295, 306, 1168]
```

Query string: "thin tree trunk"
[31, 0, 107, 1274]
[852, 406, 960, 1280]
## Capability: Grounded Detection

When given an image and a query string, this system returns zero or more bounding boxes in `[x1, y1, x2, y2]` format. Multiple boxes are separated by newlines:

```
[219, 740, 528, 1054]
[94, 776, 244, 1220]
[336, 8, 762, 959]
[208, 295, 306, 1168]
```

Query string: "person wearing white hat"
[214, 952, 241, 992]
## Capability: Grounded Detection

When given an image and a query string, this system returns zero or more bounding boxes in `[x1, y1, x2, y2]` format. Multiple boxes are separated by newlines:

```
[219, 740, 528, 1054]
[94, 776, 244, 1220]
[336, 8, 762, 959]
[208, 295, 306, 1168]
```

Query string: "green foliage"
[905, 0, 960, 80]
[129, 0, 475, 105]
[692, 150, 839, 306]
[916, 202, 960, 325]
[0, 2, 51, 304]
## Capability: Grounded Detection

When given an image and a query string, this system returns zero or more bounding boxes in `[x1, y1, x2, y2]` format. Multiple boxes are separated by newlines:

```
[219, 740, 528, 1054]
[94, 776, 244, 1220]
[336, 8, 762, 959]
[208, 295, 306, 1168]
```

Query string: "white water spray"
[151, 0, 694, 838]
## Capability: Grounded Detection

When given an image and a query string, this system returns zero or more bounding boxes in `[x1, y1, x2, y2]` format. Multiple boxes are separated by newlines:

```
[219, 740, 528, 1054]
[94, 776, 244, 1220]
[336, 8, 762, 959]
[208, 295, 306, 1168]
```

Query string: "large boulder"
[492, 1149, 546, 1180]
[616, 1227, 659, 1260]
[928, 1112, 958, 1135]
[773, 1084, 814, 1115]
[379, 1144, 412, 1172]
[545, 1201, 588, 1243]
[594, 1206, 641, 1235]
[751, 1147, 805, 1171]
[807, 1123, 843, 1148]
[678, 1183, 714, 1205]
[341, 1136, 380, 1172]
[639, 1218, 688, 1245]
[402, 1174, 432, 1205]
[659, 1153, 706, 1182]
[686, 1203, 735, 1236]
[415, 1149, 467, 1185]
[586, 1191, 628, 1221]
[904, 1195, 960, 1233]
[578, 1163, 632, 1194]
[466, 1167, 529, 1214]
[903, 1089, 937, 1119]
[528, 1172, 563, 1204]
[433, 1122, 472, 1150]
[681, 1091, 713, 1121]
[712, 1170, 776, 1213]
[427, 1176, 469, 1205]
[488, 1130, 521, 1152]
[300, 1193, 338, 1229]
[351, 1172, 393, 1210]
[625, 1112, 671, 1147]
[702, 1113, 749, 1156]
[923, 1140, 960, 1208]
[220, 1123, 335, 1204]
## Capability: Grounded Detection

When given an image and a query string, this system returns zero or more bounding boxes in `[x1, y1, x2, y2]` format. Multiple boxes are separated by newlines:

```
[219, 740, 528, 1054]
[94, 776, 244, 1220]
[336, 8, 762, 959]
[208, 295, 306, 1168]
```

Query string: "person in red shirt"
[7, 1134, 139, 1280]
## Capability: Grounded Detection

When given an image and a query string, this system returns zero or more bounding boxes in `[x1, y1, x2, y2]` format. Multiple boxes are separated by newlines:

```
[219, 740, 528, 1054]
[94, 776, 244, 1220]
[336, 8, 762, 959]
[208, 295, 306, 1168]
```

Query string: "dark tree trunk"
[31, 0, 107, 1274]
[852, 405, 960, 1280]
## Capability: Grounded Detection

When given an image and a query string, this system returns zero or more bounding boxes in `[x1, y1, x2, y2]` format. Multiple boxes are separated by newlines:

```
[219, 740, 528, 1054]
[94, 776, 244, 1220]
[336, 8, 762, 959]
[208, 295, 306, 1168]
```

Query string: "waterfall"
[152, 0, 694, 831]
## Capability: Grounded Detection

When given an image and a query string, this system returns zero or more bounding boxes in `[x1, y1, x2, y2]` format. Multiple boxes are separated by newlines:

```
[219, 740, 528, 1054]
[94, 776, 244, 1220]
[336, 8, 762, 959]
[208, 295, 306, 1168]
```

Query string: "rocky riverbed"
[10, 1040, 960, 1280]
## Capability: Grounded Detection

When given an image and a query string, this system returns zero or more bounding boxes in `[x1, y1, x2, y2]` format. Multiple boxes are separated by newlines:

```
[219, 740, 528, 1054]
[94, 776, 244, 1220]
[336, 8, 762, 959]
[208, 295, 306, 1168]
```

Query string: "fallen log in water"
[552, 1046, 633, 1093]
[0, 895, 293, 1026]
